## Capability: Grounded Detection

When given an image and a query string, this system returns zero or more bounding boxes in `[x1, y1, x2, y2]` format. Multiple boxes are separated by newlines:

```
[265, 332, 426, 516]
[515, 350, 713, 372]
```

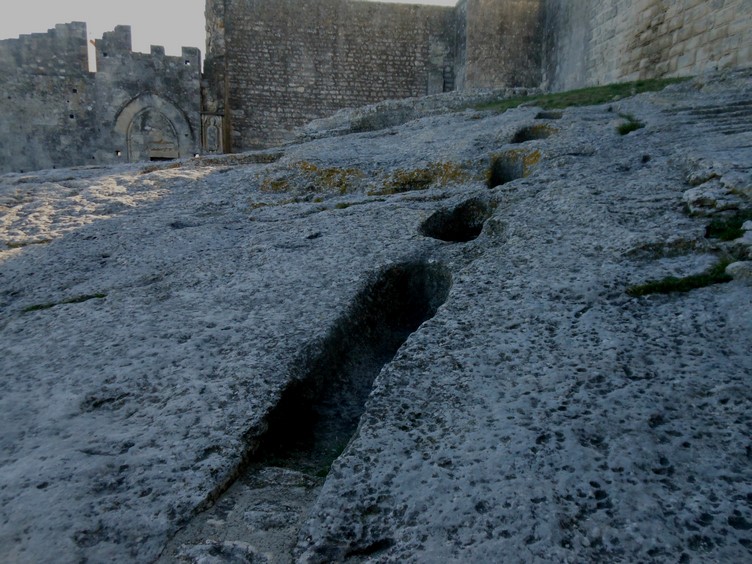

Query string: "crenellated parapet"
[95, 25, 201, 79]
[91, 25, 202, 164]
[0, 22, 89, 77]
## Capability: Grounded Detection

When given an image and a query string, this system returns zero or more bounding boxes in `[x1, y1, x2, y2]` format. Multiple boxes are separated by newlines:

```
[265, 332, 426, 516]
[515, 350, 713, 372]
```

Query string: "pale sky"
[0, 0, 457, 61]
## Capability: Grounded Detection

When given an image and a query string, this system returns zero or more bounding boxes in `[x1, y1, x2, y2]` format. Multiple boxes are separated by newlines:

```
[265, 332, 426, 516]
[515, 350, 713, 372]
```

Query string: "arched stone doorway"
[114, 94, 196, 162]
[127, 108, 180, 161]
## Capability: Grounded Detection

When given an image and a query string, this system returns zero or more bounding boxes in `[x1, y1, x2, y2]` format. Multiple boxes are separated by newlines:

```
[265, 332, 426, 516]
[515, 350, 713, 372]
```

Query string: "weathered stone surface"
[1, 70, 752, 563]
[683, 180, 746, 215]
[543, 0, 752, 90]
[297, 87, 539, 142]
[727, 261, 752, 282]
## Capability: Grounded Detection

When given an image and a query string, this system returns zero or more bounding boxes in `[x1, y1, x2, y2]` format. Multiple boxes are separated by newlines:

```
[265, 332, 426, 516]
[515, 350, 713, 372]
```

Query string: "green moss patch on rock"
[626, 260, 733, 297]
[705, 209, 752, 241]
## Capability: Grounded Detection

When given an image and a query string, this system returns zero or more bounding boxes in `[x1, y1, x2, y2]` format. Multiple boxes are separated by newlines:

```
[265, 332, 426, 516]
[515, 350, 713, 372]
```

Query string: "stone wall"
[94, 26, 202, 163]
[210, 0, 456, 150]
[543, 0, 752, 91]
[0, 23, 94, 173]
[4, 1, 752, 172]
[458, 0, 544, 89]
[203, 0, 230, 154]
[0, 23, 201, 174]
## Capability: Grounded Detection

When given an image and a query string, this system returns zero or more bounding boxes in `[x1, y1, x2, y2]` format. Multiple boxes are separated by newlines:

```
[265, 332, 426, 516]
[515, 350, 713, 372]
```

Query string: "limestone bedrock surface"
[1, 70, 752, 563]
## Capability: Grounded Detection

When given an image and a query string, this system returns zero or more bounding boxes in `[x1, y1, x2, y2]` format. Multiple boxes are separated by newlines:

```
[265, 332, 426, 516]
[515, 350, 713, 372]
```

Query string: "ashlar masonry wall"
[209, 0, 456, 150]
[544, 0, 752, 91]
[456, 0, 544, 90]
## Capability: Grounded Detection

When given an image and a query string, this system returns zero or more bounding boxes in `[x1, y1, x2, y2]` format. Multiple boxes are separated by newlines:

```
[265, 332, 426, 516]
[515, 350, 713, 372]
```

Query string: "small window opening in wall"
[102, 52, 108, 58]
[69, 114, 75, 119]
[72, 88, 78, 93]
[185, 60, 191, 65]
[116, 150, 122, 157]
[150, 157, 174, 162]
[193, 154, 200, 158]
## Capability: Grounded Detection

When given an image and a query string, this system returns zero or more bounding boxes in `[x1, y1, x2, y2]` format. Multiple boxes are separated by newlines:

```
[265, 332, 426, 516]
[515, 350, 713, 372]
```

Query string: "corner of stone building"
[202, 0, 229, 154]
[461, 0, 546, 90]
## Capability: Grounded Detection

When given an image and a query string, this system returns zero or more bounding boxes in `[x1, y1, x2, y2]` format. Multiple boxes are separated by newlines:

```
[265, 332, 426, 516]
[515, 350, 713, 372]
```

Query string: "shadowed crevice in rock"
[251, 261, 452, 477]
[535, 110, 563, 120]
[344, 537, 396, 558]
[511, 123, 558, 143]
[420, 198, 495, 243]
[487, 149, 540, 188]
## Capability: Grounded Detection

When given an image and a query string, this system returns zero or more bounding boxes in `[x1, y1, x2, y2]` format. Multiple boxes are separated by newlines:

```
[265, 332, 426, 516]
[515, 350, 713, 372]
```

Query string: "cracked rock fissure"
[252, 260, 452, 477]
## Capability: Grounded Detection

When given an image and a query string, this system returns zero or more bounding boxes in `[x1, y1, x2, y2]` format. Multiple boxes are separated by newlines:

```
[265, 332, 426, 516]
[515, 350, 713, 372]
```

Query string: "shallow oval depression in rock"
[511, 123, 558, 143]
[251, 260, 452, 477]
[420, 198, 495, 243]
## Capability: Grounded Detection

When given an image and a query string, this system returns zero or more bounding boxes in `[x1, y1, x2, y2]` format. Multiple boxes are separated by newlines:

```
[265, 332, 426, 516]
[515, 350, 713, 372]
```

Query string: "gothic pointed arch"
[113, 93, 196, 162]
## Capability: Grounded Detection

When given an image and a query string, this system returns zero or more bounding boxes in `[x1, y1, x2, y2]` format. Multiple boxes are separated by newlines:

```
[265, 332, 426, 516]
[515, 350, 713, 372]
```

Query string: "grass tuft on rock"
[6, 239, 52, 249]
[259, 162, 365, 195]
[477, 77, 690, 113]
[369, 162, 470, 196]
[705, 209, 752, 241]
[626, 260, 733, 297]
[617, 113, 645, 135]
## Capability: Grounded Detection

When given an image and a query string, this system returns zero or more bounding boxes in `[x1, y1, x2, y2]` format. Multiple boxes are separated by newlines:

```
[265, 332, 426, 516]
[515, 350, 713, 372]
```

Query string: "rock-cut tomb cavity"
[420, 198, 495, 243]
[511, 123, 557, 143]
[487, 149, 540, 188]
[251, 261, 452, 477]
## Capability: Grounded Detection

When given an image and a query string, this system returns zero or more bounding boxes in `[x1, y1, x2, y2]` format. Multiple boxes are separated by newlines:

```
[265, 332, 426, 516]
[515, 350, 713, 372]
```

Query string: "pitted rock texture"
[1, 70, 752, 563]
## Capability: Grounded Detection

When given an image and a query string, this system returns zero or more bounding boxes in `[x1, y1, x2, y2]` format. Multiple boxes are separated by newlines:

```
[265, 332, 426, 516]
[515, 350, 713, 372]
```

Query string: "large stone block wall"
[453, 0, 469, 91]
[458, 0, 544, 89]
[0, 23, 201, 174]
[213, 0, 456, 149]
[543, 0, 752, 91]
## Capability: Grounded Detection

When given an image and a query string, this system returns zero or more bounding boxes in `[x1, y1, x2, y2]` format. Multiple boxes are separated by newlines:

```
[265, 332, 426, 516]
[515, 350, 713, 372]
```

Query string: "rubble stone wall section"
[0, 23, 201, 174]
[544, 0, 752, 91]
[0, 23, 95, 173]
